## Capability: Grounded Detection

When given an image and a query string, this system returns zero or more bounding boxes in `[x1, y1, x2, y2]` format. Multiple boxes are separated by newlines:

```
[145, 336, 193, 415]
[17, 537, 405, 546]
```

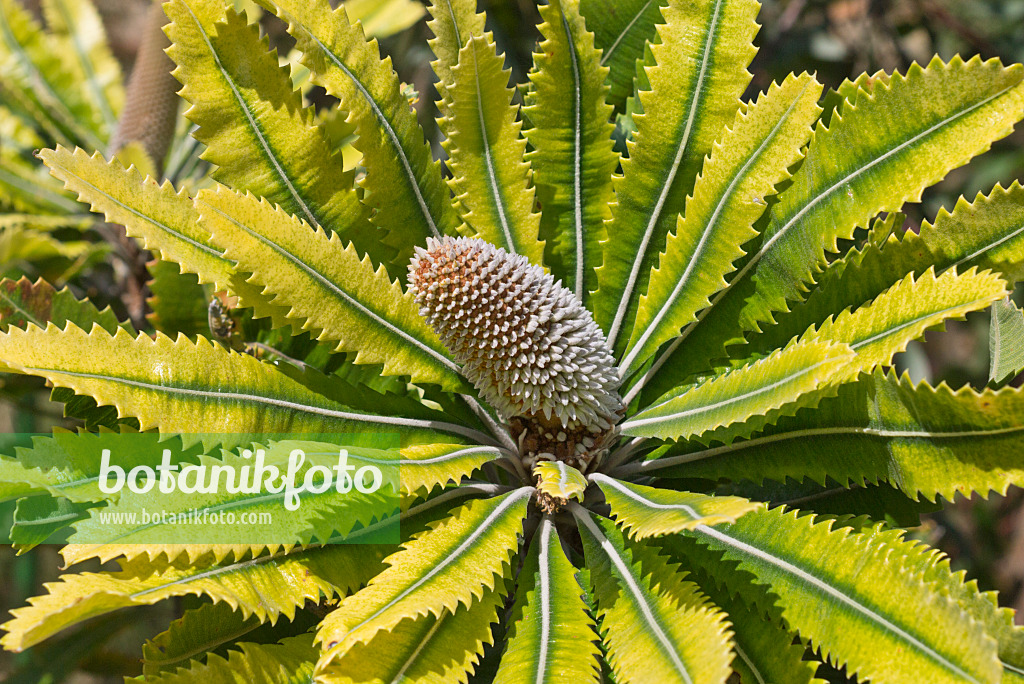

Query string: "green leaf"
[593, 0, 759, 351]
[261, 0, 461, 263]
[445, 35, 543, 264]
[524, 0, 617, 299]
[708, 589, 823, 684]
[0, 0, 104, 148]
[579, 0, 666, 111]
[0, 544, 385, 652]
[37, 146, 291, 326]
[494, 516, 599, 684]
[592, 474, 761, 538]
[806, 267, 1008, 372]
[620, 73, 822, 377]
[990, 297, 1024, 384]
[10, 496, 90, 550]
[0, 323, 487, 444]
[687, 507, 1001, 683]
[164, 0, 382, 265]
[142, 601, 263, 677]
[397, 443, 503, 498]
[750, 181, 1024, 355]
[198, 186, 467, 391]
[41, 0, 123, 136]
[0, 276, 128, 334]
[426, 0, 486, 110]
[134, 633, 317, 684]
[534, 461, 588, 504]
[146, 261, 211, 337]
[316, 585, 504, 684]
[629, 371, 1024, 504]
[317, 487, 530, 657]
[654, 56, 1024, 387]
[573, 508, 733, 684]
[621, 339, 854, 441]
[344, 0, 426, 39]
[62, 440, 399, 564]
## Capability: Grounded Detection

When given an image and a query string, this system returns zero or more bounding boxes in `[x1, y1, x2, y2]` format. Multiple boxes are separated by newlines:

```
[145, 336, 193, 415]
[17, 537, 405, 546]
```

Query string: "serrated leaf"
[41, 0, 123, 136]
[142, 601, 262, 677]
[146, 260, 210, 337]
[579, 0, 666, 111]
[655, 56, 1024, 388]
[632, 370, 1024, 504]
[0, 0, 104, 148]
[198, 186, 466, 391]
[807, 267, 1008, 372]
[62, 440, 399, 563]
[622, 339, 854, 441]
[165, 0, 382, 265]
[687, 507, 1001, 683]
[37, 146, 291, 325]
[260, 0, 460, 264]
[0, 323, 487, 445]
[0, 544, 385, 652]
[494, 516, 599, 684]
[426, 0, 486, 112]
[317, 585, 504, 684]
[0, 276, 129, 334]
[134, 633, 316, 684]
[317, 487, 530, 657]
[524, 0, 617, 299]
[592, 473, 761, 538]
[573, 508, 733, 684]
[399, 443, 503, 498]
[990, 297, 1024, 384]
[751, 181, 1024, 354]
[620, 73, 822, 377]
[535, 461, 588, 503]
[594, 0, 759, 351]
[445, 35, 543, 264]
[10, 495, 91, 550]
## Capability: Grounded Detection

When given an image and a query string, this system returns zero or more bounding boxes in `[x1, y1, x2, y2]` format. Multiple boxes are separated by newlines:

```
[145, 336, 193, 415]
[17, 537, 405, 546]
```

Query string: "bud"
[409, 237, 622, 431]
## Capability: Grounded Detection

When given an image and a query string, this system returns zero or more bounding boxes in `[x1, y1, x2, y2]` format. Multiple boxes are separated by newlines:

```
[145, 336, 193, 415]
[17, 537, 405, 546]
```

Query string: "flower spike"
[409, 236, 622, 432]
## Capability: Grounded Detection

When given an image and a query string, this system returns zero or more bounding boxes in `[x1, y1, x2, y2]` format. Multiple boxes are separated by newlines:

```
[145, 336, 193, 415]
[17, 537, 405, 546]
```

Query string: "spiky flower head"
[409, 237, 622, 432]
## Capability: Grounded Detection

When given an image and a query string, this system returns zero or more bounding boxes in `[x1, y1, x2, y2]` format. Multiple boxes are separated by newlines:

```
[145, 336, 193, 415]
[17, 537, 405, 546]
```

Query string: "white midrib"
[304, 445, 502, 467]
[56, 165, 223, 258]
[619, 79, 812, 377]
[733, 644, 766, 684]
[307, 30, 442, 239]
[330, 487, 532, 648]
[627, 422, 1024, 475]
[591, 473, 701, 520]
[606, 0, 724, 349]
[630, 80, 1019, 398]
[621, 351, 842, 431]
[202, 201, 462, 378]
[694, 523, 980, 682]
[389, 611, 447, 684]
[599, 0, 657, 68]
[572, 506, 693, 684]
[535, 517, 553, 684]
[180, 0, 319, 229]
[18, 366, 488, 442]
[471, 42, 517, 254]
[561, 13, 585, 298]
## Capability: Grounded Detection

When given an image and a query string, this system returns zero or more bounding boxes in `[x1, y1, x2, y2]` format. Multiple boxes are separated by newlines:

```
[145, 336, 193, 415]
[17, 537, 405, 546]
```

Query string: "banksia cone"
[409, 237, 622, 432]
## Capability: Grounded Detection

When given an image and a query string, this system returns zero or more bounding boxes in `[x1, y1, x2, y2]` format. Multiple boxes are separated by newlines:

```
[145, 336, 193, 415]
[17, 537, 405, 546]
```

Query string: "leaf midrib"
[694, 522, 981, 682]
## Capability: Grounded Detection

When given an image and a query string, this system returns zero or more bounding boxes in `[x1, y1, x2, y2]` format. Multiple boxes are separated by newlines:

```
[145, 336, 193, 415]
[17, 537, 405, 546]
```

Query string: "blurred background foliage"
[0, 0, 1021, 681]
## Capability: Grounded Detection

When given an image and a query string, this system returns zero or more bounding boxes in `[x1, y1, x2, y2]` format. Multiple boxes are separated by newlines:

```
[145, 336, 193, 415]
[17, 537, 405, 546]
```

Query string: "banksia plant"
[0, 0, 1023, 683]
